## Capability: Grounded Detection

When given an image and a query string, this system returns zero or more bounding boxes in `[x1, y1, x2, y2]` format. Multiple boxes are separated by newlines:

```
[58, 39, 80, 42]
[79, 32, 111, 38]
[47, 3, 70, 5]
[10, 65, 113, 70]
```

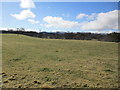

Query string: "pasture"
[1, 34, 118, 88]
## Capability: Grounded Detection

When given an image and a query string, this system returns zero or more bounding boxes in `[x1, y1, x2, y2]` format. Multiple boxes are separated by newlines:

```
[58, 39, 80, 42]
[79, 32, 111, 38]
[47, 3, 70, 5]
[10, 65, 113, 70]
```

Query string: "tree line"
[1, 29, 120, 42]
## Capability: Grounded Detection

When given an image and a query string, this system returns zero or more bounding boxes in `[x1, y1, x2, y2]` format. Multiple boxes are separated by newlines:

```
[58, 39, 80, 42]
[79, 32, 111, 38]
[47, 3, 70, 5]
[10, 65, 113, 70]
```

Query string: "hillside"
[2, 34, 118, 88]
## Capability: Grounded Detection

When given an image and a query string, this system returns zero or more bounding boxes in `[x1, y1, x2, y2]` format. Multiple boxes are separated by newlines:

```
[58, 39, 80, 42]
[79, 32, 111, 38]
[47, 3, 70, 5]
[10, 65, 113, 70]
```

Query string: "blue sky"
[1, 1, 119, 33]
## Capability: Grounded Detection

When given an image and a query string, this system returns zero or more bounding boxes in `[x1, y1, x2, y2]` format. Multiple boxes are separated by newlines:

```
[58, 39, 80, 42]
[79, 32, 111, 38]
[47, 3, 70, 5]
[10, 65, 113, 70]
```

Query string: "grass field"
[1, 34, 118, 88]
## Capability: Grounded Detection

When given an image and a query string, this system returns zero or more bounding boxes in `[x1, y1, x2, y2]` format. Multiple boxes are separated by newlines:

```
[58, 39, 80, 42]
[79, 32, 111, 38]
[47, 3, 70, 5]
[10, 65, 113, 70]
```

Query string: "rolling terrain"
[2, 34, 118, 88]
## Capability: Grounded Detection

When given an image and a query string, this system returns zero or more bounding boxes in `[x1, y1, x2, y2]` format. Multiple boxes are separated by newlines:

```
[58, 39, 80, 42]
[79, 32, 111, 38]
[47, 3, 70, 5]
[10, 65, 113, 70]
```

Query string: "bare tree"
[20, 27, 25, 31]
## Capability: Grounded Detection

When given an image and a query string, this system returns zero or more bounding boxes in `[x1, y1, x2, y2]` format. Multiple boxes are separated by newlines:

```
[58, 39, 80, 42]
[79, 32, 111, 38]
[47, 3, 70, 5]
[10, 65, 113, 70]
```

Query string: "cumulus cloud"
[28, 19, 39, 24]
[11, 9, 36, 20]
[87, 13, 97, 20]
[42, 10, 118, 33]
[76, 13, 88, 19]
[43, 16, 79, 28]
[76, 13, 97, 20]
[20, 0, 35, 8]
[81, 10, 118, 30]
[62, 13, 70, 17]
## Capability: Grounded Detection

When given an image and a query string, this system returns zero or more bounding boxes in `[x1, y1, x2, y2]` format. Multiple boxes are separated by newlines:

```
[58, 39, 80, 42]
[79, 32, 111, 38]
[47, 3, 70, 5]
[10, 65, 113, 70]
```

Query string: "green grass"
[37, 68, 53, 72]
[2, 34, 118, 88]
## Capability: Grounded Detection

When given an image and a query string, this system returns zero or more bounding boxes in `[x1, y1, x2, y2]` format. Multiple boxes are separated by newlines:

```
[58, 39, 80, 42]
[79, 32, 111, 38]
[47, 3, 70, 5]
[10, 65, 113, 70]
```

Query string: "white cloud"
[20, 0, 35, 8]
[43, 16, 79, 28]
[25, 28, 38, 32]
[87, 30, 114, 34]
[81, 10, 118, 30]
[62, 13, 70, 17]
[76, 13, 97, 20]
[28, 19, 39, 24]
[76, 13, 88, 19]
[52, 30, 67, 33]
[0, 28, 8, 30]
[40, 24, 43, 26]
[11, 9, 36, 20]
[87, 13, 97, 20]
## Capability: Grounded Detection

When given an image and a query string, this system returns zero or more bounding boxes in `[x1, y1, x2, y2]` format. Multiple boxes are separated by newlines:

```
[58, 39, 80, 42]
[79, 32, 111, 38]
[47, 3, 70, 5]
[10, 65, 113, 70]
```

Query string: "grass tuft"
[37, 68, 53, 72]
[10, 58, 21, 61]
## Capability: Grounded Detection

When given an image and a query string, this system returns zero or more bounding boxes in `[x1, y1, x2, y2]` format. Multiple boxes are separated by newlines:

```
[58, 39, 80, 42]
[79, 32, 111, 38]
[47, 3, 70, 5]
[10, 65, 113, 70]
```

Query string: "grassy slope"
[2, 34, 118, 88]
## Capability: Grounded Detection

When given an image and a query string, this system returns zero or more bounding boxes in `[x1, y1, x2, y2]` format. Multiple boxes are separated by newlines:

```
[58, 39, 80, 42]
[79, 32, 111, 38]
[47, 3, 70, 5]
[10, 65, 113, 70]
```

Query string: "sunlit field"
[2, 34, 118, 88]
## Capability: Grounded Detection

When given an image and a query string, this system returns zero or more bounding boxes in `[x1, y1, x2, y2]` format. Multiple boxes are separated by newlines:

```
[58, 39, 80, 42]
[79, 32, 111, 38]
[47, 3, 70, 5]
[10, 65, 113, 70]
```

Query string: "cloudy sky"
[1, 0, 119, 33]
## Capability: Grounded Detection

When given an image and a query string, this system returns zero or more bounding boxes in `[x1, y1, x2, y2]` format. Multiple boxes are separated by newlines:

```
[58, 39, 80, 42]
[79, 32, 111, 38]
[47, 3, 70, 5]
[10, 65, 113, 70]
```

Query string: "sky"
[0, 0, 119, 33]
[1, 0, 120, 2]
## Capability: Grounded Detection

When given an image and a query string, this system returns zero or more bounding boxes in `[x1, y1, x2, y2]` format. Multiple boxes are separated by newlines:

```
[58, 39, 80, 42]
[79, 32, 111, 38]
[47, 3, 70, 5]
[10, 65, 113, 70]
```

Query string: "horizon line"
[0, 28, 119, 34]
